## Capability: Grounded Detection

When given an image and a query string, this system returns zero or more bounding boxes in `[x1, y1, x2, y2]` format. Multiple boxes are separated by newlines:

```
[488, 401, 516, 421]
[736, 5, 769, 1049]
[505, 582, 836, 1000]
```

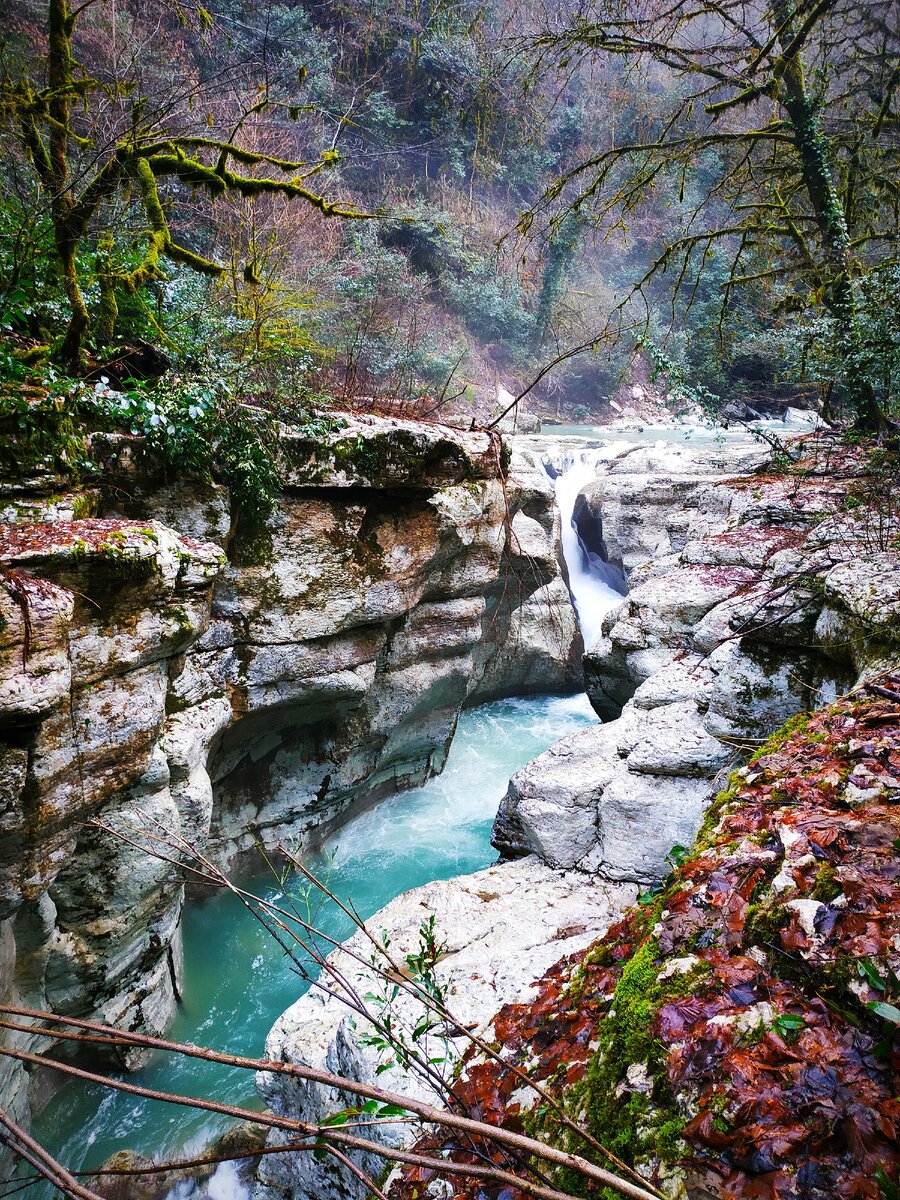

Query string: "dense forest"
[1, 0, 897, 518]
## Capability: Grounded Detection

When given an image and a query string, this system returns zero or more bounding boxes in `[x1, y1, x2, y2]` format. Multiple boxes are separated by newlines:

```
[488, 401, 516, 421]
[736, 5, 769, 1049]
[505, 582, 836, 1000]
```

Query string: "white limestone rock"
[626, 701, 732, 777]
[253, 857, 636, 1200]
[493, 700, 723, 880]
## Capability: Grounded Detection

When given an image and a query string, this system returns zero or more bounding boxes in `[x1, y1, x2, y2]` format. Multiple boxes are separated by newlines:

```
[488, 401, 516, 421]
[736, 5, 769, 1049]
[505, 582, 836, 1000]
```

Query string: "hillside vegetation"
[1, 0, 897, 479]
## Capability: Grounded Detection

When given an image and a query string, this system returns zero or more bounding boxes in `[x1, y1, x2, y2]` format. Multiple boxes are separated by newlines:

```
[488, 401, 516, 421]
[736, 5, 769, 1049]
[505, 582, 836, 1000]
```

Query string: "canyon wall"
[496, 437, 898, 881]
[0, 415, 579, 1167]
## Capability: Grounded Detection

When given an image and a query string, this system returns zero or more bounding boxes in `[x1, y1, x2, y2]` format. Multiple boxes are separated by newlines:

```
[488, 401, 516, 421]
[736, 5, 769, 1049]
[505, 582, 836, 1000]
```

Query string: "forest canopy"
[0, 0, 897, 508]
[526, 0, 900, 429]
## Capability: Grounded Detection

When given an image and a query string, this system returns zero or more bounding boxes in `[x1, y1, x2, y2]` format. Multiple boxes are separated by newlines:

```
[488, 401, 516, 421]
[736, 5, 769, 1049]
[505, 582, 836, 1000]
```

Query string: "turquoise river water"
[24, 693, 598, 1197]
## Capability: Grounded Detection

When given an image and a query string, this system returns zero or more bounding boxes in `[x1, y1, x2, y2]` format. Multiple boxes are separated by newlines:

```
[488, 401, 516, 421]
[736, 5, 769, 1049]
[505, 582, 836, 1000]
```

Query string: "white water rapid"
[553, 449, 629, 652]
[164, 1161, 249, 1200]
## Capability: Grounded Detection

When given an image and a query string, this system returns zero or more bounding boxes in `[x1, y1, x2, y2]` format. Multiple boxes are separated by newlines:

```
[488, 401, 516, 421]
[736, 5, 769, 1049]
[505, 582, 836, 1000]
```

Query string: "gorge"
[1, 417, 898, 1200]
[1, 0, 897, 1193]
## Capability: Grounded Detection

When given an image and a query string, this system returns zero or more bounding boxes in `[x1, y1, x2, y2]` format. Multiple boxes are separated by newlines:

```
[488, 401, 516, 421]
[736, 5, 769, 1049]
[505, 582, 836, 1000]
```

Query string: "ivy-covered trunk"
[773, 1, 885, 430]
[47, 0, 91, 366]
[55, 223, 91, 366]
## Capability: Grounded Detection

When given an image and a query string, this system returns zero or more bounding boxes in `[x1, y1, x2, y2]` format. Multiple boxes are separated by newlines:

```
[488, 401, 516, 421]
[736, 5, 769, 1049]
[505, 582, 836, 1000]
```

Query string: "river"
[24, 693, 599, 1198]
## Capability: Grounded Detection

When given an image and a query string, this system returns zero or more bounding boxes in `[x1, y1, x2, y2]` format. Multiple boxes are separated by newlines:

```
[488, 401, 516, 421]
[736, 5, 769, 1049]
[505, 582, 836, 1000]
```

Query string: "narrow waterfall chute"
[552, 450, 628, 652]
[496, 384, 517, 426]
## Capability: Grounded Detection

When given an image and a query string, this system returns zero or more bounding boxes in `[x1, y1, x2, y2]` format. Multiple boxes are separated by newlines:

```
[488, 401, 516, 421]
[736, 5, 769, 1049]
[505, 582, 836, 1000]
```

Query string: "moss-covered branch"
[0, 0, 371, 365]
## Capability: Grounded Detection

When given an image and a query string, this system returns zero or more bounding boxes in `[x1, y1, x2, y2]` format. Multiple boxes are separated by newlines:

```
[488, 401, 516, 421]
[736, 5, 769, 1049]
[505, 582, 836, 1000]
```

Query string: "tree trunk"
[773, 2, 885, 430]
[48, 0, 91, 368]
[56, 229, 90, 367]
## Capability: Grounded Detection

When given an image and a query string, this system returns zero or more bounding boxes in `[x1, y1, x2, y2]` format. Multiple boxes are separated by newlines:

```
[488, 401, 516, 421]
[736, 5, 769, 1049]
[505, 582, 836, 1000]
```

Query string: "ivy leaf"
[875, 1165, 900, 1200]
[857, 958, 888, 990]
[772, 1013, 807, 1039]
[869, 1001, 900, 1025]
[320, 1108, 356, 1127]
[666, 843, 690, 868]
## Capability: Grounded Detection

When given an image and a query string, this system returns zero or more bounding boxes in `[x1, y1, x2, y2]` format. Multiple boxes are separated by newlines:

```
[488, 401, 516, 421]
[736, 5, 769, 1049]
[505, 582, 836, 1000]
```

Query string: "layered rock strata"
[0, 415, 578, 1167]
[495, 438, 897, 882]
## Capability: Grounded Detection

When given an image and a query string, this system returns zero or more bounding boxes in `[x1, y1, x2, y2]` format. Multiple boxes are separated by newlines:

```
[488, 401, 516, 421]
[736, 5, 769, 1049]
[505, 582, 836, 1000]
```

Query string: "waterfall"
[552, 450, 628, 652]
[164, 1162, 250, 1199]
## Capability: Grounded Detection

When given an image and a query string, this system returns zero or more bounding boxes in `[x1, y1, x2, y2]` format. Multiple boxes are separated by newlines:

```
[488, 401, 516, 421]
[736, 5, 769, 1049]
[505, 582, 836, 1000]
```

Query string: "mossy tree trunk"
[8, 0, 369, 373]
[772, 1, 885, 431]
[47, 0, 91, 367]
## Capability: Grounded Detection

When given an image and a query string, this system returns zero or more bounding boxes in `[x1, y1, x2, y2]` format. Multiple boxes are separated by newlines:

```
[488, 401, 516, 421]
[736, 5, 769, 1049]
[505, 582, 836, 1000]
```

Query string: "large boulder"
[497, 438, 900, 889]
[493, 699, 730, 880]
[253, 856, 636, 1200]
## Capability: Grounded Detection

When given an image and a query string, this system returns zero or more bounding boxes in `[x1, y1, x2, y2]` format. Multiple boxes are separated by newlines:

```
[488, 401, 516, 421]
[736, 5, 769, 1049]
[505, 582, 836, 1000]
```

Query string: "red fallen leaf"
[725, 900, 751, 935]
[780, 921, 811, 952]
[841, 1104, 898, 1167]
[682, 1109, 734, 1148]
[806, 824, 842, 848]
[739, 1169, 797, 1199]
[658, 998, 714, 1038]
[854, 820, 900, 848]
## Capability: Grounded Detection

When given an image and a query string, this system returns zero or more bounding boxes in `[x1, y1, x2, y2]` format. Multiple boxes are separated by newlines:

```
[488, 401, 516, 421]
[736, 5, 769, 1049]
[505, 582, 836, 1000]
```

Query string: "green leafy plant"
[358, 915, 454, 1081]
[96, 369, 344, 522]
[771, 1012, 806, 1041]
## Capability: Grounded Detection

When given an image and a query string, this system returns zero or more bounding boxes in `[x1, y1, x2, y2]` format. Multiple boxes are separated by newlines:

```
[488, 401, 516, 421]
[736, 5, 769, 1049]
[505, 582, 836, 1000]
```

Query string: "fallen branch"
[0, 1019, 661, 1200]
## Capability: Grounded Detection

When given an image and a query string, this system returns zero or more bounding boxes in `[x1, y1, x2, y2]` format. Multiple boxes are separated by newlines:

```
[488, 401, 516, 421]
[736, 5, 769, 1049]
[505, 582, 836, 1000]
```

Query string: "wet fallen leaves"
[390, 676, 900, 1200]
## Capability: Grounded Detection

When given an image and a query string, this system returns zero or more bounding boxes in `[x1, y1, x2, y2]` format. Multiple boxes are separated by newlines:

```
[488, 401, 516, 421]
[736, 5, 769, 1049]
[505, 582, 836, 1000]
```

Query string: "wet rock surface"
[390, 676, 900, 1200]
[253, 856, 637, 1200]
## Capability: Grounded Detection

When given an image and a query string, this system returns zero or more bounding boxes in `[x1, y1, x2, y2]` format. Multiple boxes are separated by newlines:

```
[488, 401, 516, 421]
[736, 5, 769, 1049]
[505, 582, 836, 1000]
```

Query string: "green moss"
[166, 604, 196, 637]
[748, 711, 811, 763]
[331, 431, 430, 485]
[692, 775, 743, 853]
[556, 940, 705, 1192]
[97, 539, 154, 575]
[744, 899, 787, 947]
[231, 519, 274, 567]
[328, 429, 473, 489]
[812, 863, 842, 902]
[165, 691, 192, 716]
[70, 492, 95, 519]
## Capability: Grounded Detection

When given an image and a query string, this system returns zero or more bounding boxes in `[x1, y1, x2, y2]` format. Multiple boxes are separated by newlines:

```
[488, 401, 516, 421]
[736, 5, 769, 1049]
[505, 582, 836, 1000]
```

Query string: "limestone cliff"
[0, 414, 578, 1167]
[254, 434, 899, 1200]
[495, 436, 899, 883]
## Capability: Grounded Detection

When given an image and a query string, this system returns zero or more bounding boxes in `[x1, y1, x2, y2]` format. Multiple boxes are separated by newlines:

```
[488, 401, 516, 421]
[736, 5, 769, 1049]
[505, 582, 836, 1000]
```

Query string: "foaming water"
[554, 450, 629, 651]
[329, 692, 598, 875]
[534, 412, 821, 443]
[164, 1161, 248, 1199]
[22, 693, 597, 1197]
